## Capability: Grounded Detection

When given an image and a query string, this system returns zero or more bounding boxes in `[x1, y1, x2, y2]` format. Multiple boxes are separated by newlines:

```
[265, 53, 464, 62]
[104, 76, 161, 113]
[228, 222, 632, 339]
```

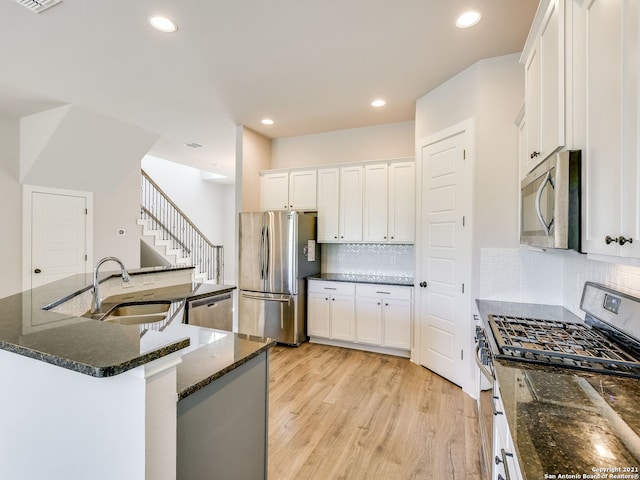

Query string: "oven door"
[475, 326, 495, 479]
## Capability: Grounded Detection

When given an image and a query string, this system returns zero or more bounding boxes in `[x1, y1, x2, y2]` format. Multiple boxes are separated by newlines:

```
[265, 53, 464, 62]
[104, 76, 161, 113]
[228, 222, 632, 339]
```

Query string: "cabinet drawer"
[356, 284, 412, 300]
[308, 280, 355, 296]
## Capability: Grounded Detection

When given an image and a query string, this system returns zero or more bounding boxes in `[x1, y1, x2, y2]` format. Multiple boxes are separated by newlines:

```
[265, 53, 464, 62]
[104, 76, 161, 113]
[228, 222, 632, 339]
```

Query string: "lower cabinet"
[308, 280, 412, 356]
[307, 281, 356, 341]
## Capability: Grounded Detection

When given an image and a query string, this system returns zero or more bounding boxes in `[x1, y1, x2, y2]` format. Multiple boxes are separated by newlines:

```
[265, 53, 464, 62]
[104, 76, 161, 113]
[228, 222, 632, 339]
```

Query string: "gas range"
[485, 283, 640, 379]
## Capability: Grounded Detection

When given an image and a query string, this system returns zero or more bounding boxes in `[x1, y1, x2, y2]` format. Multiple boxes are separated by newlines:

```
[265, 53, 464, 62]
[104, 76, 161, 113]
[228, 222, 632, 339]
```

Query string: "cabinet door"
[317, 168, 340, 242]
[580, 0, 626, 256]
[524, 43, 541, 173]
[260, 173, 289, 211]
[330, 294, 355, 341]
[339, 166, 363, 242]
[388, 161, 415, 243]
[539, 0, 564, 159]
[363, 164, 388, 242]
[355, 296, 382, 345]
[307, 292, 330, 338]
[289, 170, 317, 211]
[383, 299, 411, 350]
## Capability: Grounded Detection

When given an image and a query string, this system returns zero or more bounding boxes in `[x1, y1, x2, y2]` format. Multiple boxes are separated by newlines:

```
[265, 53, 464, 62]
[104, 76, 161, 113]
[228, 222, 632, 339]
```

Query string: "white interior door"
[29, 190, 89, 289]
[415, 122, 472, 388]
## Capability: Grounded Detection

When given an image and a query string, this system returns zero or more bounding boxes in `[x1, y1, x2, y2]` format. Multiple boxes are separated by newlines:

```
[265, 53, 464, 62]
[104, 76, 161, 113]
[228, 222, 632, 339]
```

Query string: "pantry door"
[415, 120, 472, 388]
[23, 186, 93, 290]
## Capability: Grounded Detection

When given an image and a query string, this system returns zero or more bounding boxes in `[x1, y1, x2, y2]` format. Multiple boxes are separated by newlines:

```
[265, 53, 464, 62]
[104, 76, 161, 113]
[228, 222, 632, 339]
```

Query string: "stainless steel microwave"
[520, 150, 582, 251]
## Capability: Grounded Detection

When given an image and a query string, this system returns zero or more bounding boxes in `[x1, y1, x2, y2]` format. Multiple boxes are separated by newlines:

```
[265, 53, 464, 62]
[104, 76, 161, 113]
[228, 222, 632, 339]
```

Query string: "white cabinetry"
[355, 284, 411, 350]
[339, 166, 364, 242]
[363, 161, 415, 243]
[317, 165, 364, 242]
[260, 169, 317, 211]
[309, 280, 412, 356]
[307, 281, 356, 341]
[317, 168, 340, 242]
[576, 0, 640, 259]
[522, 0, 565, 173]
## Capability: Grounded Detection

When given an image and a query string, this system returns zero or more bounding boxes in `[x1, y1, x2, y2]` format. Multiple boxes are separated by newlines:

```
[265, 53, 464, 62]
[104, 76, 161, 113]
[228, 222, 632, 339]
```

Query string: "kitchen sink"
[101, 301, 171, 325]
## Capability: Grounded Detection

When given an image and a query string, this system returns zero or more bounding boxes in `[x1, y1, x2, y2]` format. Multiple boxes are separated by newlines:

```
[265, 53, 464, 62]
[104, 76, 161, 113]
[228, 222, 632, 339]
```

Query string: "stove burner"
[487, 315, 640, 378]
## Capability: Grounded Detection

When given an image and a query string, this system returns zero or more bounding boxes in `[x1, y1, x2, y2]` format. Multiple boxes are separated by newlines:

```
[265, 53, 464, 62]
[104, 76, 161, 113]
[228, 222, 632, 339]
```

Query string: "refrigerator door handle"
[240, 293, 290, 303]
[264, 224, 270, 279]
[259, 225, 266, 280]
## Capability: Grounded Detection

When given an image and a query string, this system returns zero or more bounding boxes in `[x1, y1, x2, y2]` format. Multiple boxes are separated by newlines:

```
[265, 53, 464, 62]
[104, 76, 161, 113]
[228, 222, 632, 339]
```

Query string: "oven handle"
[535, 171, 554, 236]
[496, 448, 514, 480]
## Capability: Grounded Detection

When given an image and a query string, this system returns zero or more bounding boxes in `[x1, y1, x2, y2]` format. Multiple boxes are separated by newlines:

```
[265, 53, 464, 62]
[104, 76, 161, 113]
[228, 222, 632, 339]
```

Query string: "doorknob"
[34, 268, 41, 274]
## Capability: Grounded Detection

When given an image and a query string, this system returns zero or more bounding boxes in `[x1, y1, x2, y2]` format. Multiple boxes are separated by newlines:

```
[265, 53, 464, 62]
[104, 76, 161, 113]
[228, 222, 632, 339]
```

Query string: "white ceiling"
[0, 0, 539, 182]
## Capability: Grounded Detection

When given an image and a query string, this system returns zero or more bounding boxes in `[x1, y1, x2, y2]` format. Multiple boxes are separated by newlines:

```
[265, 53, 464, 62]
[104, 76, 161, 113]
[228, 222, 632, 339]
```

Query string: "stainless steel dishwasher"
[186, 291, 233, 331]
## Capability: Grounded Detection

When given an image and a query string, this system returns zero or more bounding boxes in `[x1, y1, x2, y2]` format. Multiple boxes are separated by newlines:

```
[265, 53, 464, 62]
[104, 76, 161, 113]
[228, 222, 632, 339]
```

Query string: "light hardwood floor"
[268, 343, 482, 480]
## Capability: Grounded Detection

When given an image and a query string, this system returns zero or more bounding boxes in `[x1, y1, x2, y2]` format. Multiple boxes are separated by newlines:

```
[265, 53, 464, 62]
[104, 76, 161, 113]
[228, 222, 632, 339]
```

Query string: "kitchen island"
[476, 300, 640, 479]
[0, 266, 274, 480]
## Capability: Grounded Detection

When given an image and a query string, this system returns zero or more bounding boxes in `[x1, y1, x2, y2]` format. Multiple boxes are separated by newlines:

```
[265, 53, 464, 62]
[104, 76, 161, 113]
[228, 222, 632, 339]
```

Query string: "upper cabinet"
[522, 0, 566, 174]
[260, 169, 317, 211]
[574, 0, 640, 259]
[262, 158, 414, 244]
[363, 161, 415, 243]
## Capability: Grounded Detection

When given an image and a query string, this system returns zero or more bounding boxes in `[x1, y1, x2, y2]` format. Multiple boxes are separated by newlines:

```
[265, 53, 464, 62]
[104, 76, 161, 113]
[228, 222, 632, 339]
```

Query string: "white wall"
[93, 165, 142, 269]
[238, 127, 272, 213]
[415, 53, 524, 299]
[479, 247, 640, 318]
[0, 113, 22, 297]
[272, 121, 415, 168]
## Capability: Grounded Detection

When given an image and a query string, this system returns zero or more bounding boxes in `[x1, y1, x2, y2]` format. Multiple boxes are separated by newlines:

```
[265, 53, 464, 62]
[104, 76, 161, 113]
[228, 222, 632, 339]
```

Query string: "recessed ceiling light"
[261, 118, 274, 125]
[371, 99, 386, 107]
[456, 11, 481, 28]
[148, 16, 178, 33]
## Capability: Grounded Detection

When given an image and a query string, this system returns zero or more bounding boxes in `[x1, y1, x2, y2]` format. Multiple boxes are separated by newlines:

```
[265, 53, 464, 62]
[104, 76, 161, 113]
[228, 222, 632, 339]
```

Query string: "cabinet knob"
[419, 281, 427, 288]
[334, 236, 338, 239]
[383, 236, 387, 239]
[34, 268, 41, 274]
[618, 236, 633, 246]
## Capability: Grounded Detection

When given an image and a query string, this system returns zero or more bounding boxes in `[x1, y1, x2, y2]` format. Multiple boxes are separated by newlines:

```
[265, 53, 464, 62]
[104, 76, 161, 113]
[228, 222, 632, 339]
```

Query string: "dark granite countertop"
[476, 299, 640, 478]
[308, 273, 414, 287]
[0, 267, 237, 378]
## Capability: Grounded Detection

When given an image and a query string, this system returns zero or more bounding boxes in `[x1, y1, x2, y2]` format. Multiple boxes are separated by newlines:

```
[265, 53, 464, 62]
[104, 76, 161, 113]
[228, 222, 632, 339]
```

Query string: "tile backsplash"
[322, 243, 414, 278]
[480, 247, 640, 317]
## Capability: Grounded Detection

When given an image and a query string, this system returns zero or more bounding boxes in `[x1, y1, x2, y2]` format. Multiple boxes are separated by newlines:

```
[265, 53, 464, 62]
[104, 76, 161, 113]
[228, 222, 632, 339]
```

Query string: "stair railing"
[140, 170, 224, 283]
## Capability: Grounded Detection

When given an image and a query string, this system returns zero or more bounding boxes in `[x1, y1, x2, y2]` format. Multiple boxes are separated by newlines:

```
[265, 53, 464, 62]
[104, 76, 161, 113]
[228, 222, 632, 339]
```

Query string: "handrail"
[140, 169, 224, 283]
[141, 170, 220, 249]
[140, 206, 191, 253]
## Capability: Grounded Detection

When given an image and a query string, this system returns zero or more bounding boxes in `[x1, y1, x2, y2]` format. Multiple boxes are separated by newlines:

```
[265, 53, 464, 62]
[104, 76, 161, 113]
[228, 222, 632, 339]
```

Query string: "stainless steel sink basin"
[101, 301, 171, 325]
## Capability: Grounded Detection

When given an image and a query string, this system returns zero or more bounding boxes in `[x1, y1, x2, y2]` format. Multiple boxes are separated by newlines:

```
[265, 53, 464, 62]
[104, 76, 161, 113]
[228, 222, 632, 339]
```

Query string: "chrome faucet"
[91, 257, 130, 313]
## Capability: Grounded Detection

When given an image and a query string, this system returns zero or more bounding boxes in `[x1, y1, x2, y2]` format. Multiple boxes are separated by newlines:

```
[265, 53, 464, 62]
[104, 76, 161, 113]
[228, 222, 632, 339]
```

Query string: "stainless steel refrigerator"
[238, 211, 320, 345]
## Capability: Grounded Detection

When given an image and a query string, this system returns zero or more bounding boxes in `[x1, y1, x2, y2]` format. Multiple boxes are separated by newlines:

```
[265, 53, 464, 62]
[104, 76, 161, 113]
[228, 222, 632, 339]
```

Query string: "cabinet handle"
[618, 236, 633, 246]
[492, 396, 503, 416]
[34, 268, 41, 274]
[497, 449, 514, 480]
[530, 151, 540, 159]
[376, 291, 391, 295]
[605, 235, 618, 245]
[419, 281, 427, 288]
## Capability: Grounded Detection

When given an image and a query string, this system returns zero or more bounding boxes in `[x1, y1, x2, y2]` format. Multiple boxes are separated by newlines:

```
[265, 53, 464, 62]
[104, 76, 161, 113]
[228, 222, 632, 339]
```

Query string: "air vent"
[14, 0, 62, 14]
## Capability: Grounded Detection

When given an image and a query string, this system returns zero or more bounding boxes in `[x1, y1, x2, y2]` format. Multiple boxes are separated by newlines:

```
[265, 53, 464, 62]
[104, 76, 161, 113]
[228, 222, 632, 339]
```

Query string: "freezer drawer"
[186, 292, 233, 331]
[238, 290, 306, 346]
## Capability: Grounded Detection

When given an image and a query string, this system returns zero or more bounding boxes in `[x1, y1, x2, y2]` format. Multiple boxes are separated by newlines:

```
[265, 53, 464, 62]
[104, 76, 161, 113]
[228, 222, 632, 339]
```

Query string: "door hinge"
[84, 254, 88, 261]
[85, 208, 88, 214]
[461, 350, 464, 360]
[461, 283, 465, 294]
[462, 215, 465, 227]
[463, 149, 466, 160]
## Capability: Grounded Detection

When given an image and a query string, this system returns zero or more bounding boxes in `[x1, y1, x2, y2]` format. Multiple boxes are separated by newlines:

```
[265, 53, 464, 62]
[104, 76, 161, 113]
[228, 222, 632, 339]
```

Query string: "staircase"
[139, 170, 224, 283]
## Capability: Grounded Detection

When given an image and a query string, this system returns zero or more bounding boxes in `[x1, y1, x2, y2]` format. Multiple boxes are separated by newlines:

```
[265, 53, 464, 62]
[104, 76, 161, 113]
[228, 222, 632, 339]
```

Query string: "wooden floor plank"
[268, 343, 482, 479]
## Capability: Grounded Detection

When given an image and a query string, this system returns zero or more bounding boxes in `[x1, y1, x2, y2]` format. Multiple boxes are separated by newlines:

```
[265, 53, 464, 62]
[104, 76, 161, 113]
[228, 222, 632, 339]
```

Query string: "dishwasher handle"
[188, 292, 232, 309]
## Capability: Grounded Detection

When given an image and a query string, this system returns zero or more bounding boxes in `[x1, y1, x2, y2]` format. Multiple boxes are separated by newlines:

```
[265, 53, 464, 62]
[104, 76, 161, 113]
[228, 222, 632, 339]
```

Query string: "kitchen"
[0, 0, 639, 479]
